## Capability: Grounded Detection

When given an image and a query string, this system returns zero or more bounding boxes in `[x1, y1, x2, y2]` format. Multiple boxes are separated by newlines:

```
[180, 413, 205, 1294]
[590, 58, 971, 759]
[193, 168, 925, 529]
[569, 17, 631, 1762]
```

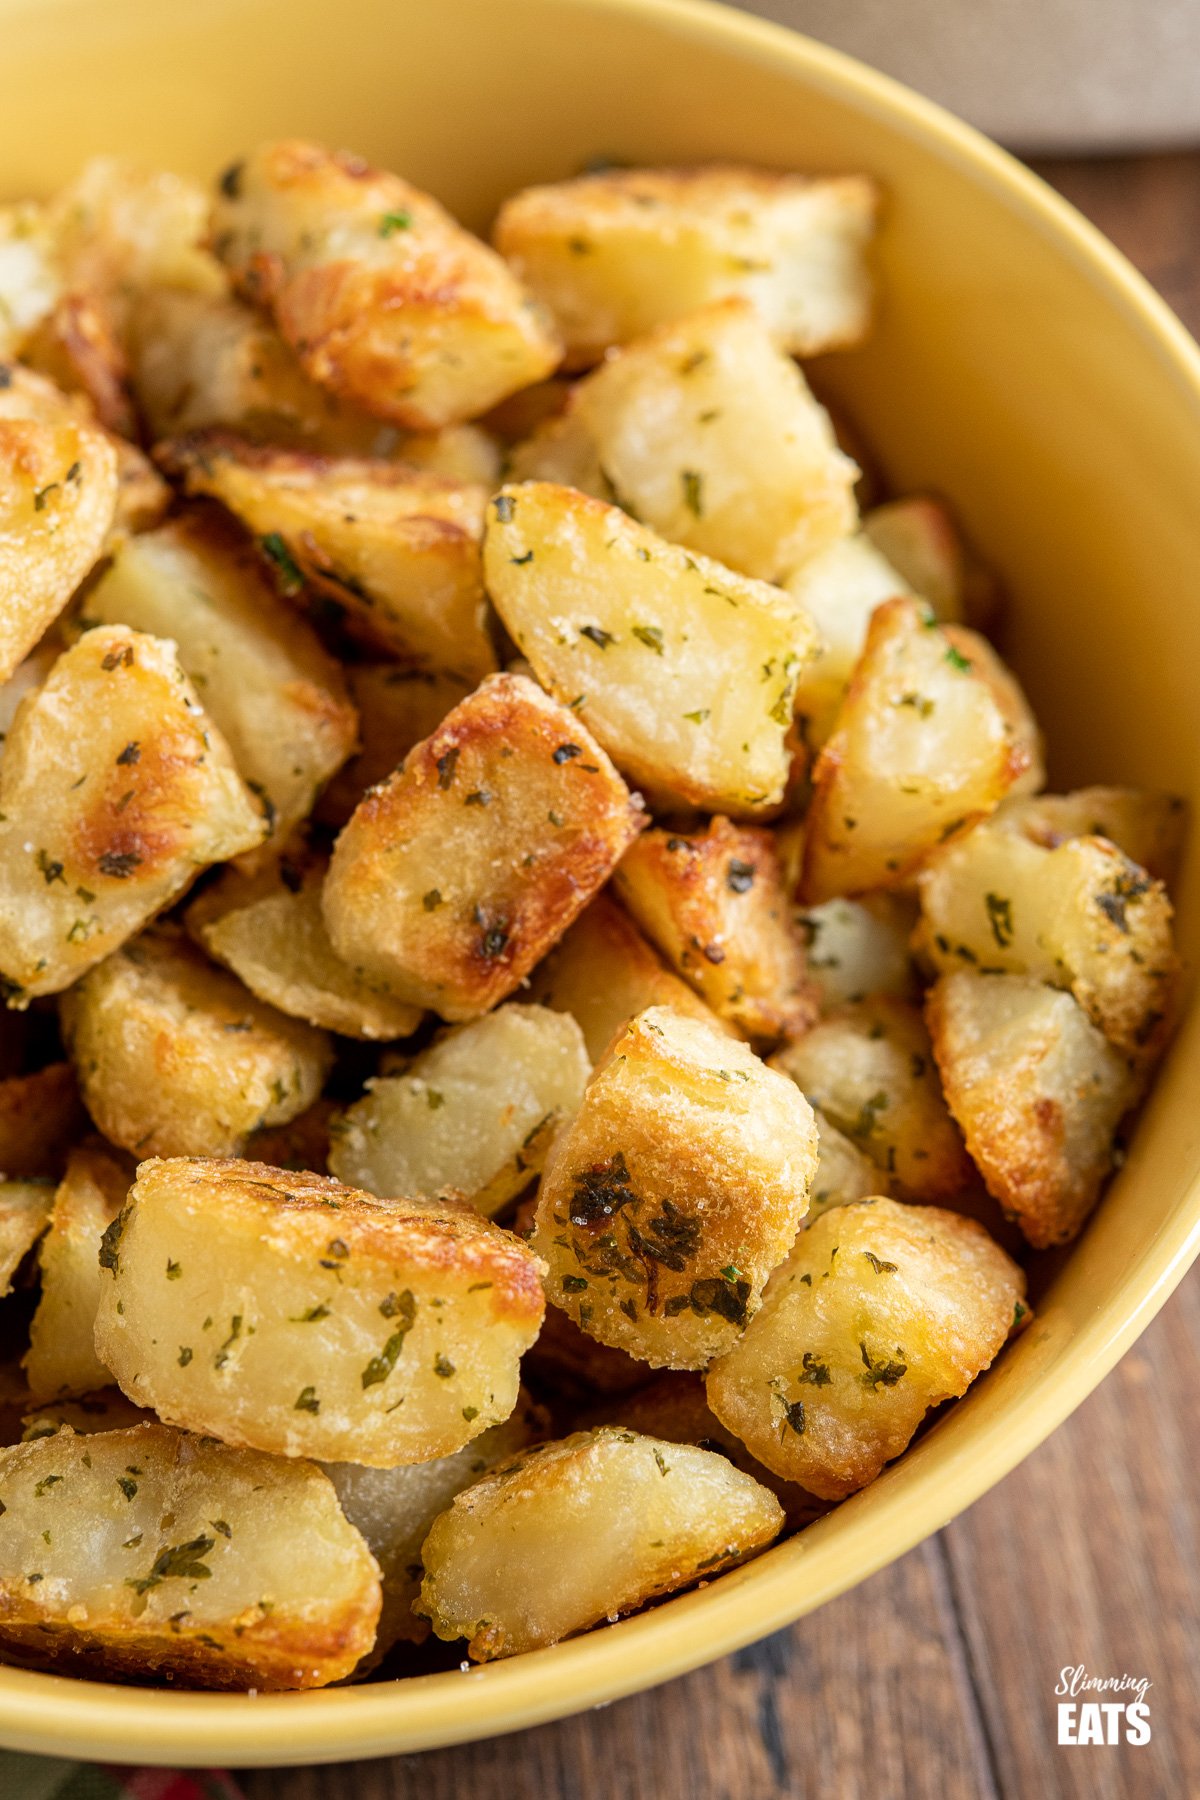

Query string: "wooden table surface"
[239, 153, 1200, 1800]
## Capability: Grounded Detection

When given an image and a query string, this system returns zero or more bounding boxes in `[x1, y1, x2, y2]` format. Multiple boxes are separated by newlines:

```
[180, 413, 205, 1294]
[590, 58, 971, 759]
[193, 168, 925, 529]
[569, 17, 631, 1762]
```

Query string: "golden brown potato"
[613, 817, 817, 1044]
[324, 672, 646, 1020]
[533, 1005, 818, 1368]
[158, 431, 498, 680]
[864, 495, 1001, 632]
[20, 291, 137, 439]
[915, 825, 1178, 1059]
[82, 511, 358, 850]
[316, 666, 473, 828]
[329, 1005, 590, 1215]
[796, 893, 918, 1010]
[419, 1426, 783, 1658]
[800, 599, 1037, 901]
[0, 1064, 88, 1179]
[0, 1181, 53, 1295]
[24, 1143, 130, 1401]
[0, 203, 59, 357]
[493, 165, 877, 367]
[706, 1198, 1025, 1499]
[60, 927, 332, 1159]
[786, 532, 916, 749]
[210, 140, 561, 427]
[482, 483, 819, 814]
[927, 970, 1142, 1248]
[770, 996, 972, 1203]
[0, 365, 119, 681]
[186, 839, 422, 1042]
[0, 1422, 380, 1689]
[517, 301, 856, 580]
[993, 786, 1189, 889]
[527, 891, 733, 1062]
[0, 626, 266, 1003]
[323, 1391, 547, 1656]
[807, 1105, 891, 1222]
[96, 1159, 546, 1467]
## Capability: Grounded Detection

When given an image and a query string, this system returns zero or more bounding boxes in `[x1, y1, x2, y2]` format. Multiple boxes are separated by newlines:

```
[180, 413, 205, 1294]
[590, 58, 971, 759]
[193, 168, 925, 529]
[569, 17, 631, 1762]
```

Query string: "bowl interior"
[0, 0, 1198, 1765]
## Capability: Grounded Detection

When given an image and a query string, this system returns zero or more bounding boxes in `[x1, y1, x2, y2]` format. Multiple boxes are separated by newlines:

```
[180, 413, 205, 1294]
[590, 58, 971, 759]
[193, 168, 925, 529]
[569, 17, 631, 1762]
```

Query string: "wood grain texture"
[239, 154, 1200, 1800]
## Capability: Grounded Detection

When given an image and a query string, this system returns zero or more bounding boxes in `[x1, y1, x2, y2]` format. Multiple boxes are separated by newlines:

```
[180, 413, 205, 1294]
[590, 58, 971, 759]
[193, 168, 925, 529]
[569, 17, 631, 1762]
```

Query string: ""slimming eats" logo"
[1056, 1665, 1152, 1745]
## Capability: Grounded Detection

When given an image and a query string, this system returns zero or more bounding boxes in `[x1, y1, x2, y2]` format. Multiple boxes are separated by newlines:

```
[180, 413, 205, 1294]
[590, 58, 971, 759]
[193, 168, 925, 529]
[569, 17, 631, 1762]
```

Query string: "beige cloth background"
[739, 0, 1200, 150]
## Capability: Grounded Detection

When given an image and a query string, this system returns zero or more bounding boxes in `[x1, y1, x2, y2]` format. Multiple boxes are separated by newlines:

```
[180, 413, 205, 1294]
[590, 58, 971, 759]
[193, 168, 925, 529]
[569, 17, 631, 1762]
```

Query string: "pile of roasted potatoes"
[0, 141, 1184, 1689]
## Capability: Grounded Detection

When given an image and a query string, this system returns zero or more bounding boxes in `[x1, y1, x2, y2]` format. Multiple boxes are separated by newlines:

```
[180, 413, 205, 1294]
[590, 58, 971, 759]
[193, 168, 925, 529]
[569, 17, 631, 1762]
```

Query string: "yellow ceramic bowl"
[1, 0, 1198, 1767]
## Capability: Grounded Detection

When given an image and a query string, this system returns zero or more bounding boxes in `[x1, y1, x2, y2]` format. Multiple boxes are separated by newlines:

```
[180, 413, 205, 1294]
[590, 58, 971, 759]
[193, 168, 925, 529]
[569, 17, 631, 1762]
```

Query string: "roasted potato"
[329, 1005, 590, 1215]
[210, 140, 561, 427]
[323, 672, 646, 1020]
[316, 665, 473, 828]
[786, 532, 915, 749]
[417, 1426, 783, 1658]
[186, 839, 422, 1042]
[796, 893, 918, 1010]
[516, 300, 856, 580]
[800, 598, 1037, 901]
[82, 510, 358, 849]
[807, 1105, 891, 1222]
[706, 1198, 1025, 1499]
[993, 786, 1188, 889]
[60, 927, 332, 1159]
[0, 203, 58, 356]
[493, 165, 877, 367]
[95, 1158, 546, 1467]
[613, 817, 818, 1044]
[915, 824, 1177, 1059]
[527, 891, 729, 1062]
[158, 431, 498, 680]
[770, 996, 972, 1203]
[0, 1422, 380, 1689]
[0, 625, 266, 1003]
[482, 483, 819, 814]
[24, 1143, 130, 1401]
[0, 365, 119, 681]
[0, 1182, 53, 1296]
[0, 1064, 88, 1179]
[927, 970, 1142, 1248]
[533, 1005, 818, 1368]
[323, 1391, 547, 1656]
[20, 291, 137, 439]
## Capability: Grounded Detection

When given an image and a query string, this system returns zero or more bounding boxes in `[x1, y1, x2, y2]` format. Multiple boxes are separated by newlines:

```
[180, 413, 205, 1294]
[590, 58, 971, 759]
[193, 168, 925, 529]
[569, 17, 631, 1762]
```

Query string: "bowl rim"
[2, 0, 1200, 1766]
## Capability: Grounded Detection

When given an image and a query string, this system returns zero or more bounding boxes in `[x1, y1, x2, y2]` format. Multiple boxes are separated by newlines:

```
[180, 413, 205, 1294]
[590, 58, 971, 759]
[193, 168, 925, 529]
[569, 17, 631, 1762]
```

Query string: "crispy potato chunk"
[533, 1005, 818, 1368]
[96, 1160, 545, 1466]
[210, 140, 561, 427]
[0, 1182, 53, 1295]
[0, 1422, 380, 1689]
[808, 1105, 891, 1222]
[927, 970, 1141, 1247]
[528, 892, 732, 1061]
[915, 825, 1177, 1059]
[20, 291, 137, 439]
[770, 997, 971, 1203]
[316, 666, 473, 828]
[419, 1426, 782, 1657]
[800, 599, 1036, 900]
[0, 203, 59, 356]
[60, 928, 332, 1159]
[530, 301, 856, 580]
[706, 1198, 1025, 1499]
[24, 1143, 130, 1401]
[0, 626, 265, 1003]
[0, 365, 119, 680]
[863, 495, 999, 630]
[83, 511, 358, 848]
[614, 818, 817, 1045]
[0, 1064, 88, 1179]
[186, 839, 422, 1042]
[159, 431, 498, 680]
[330, 1005, 590, 1215]
[483, 483, 818, 814]
[494, 165, 877, 367]
[796, 893, 918, 1010]
[787, 532, 915, 749]
[323, 1391, 546, 1656]
[993, 786, 1189, 889]
[324, 672, 646, 1020]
